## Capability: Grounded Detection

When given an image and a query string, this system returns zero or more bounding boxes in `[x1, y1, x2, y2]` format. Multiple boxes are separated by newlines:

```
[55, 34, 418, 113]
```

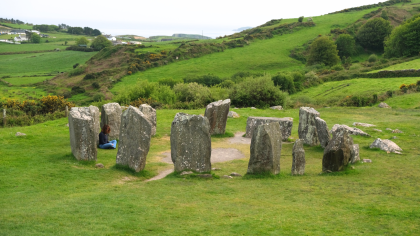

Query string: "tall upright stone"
[315, 117, 330, 148]
[171, 113, 211, 173]
[100, 103, 122, 140]
[204, 99, 230, 135]
[247, 123, 282, 175]
[298, 107, 320, 146]
[139, 104, 157, 136]
[322, 130, 353, 172]
[291, 139, 305, 175]
[116, 106, 152, 172]
[351, 144, 360, 163]
[245, 117, 293, 141]
[68, 106, 99, 161]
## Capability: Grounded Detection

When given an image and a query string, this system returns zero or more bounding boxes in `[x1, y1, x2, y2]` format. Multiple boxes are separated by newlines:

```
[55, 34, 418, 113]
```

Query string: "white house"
[10, 30, 26, 35]
[14, 35, 27, 42]
[31, 30, 40, 34]
[106, 36, 116, 41]
[129, 41, 142, 45]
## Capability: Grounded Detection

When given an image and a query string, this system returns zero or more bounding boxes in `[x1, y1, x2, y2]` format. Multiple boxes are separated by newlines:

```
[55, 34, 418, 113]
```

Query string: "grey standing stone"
[351, 144, 360, 163]
[298, 107, 320, 146]
[100, 103, 122, 140]
[139, 104, 157, 136]
[247, 122, 282, 175]
[291, 139, 305, 175]
[204, 99, 231, 135]
[245, 117, 293, 141]
[171, 113, 211, 173]
[322, 130, 353, 172]
[315, 117, 330, 148]
[68, 107, 99, 161]
[116, 106, 152, 172]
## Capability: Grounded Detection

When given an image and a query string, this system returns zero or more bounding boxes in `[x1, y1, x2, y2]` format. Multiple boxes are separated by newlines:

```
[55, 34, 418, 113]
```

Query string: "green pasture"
[3, 76, 54, 86]
[0, 107, 419, 234]
[370, 58, 420, 73]
[0, 84, 47, 101]
[0, 43, 69, 53]
[1, 23, 33, 30]
[385, 92, 420, 109]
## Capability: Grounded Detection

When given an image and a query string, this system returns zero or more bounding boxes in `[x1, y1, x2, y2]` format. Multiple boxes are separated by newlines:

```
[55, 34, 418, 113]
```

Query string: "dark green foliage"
[329, 0, 412, 14]
[335, 34, 355, 58]
[220, 80, 235, 88]
[357, 69, 420, 78]
[373, 94, 378, 103]
[158, 78, 182, 88]
[387, 90, 393, 97]
[66, 45, 95, 52]
[356, 18, 392, 50]
[71, 86, 85, 94]
[272, 73, 296, 94]
[92, 93, 105, 102]
[368, 54, 378, 63]
[384, 14, 420, 58]
[91, 35, 112, 50]
[67, 27, 84, 35]
[231, 71, 264, 83]
[307, 36, 340, 67]
[298, 16, 304, 23]
[290, 72, 305, 91]
[381, 10, 389, 20]
[33, 24, 59, 32]
[92, 82, 100, 89]
[75, 37, 89, 46]
[31, 33, 40, 43]
[183, 74, 222, 87]
[73, 63, 79, 69]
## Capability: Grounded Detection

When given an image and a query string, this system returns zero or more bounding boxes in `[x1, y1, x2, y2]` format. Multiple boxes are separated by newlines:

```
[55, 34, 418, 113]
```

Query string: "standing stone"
[247, 123, 282, 175]
[100, 103, 122, 140]
[245, 117, 293, 141]
[315, 117, 330, 148]
[171, 113, 211, 173]
[291, 139, 305, 175]
[351, 144, 360, 163]
[204, 99, 231, 135]
[322, 131, 353, 172]
[298, 107, 320, 146]
[116, 106, 152, 172]
[68, 107, 99, 161]
[139, 104, 157, 136]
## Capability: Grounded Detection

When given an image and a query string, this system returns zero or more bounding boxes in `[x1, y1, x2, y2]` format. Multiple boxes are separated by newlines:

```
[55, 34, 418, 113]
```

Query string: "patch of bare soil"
[228, 132, 251, 145]
[160, 148, 246, 164]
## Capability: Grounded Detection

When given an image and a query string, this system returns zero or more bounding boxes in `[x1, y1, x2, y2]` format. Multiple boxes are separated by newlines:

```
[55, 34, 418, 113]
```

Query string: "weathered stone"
[291, 139, 305, 175]
[204, 99, 230, 135]
[247, 122, 282, 175]
[228, 111, 240, 118]
[95, 163, 104, 168]
[245, 117, 293, 141]
[322, 131, 353, 172]
[197, 174, 213, 179]
[171, 113, 211, 173]
[378, 102, 391, 108]
[180, 171, 193, 176]
[100, 103, 122, 140]
[351, 144, 360, 163]
[15, 132, 26, 136]
[222, 175, 233, 179]
[138, 104, 157, 136]
[116, 106, 152, 172]
[392, 129, 403, 133]
[373, 129, 382, 132]
[315, 117, 330, 148]
[270, 106, 283, 110]
[392, 136, 397, 139]
[330, 124, 370, 137]
[363, 159, 372, 163]
[298, 107, 320, 146]
[386, 128, 393, 131]
[353, 122, 376, 127]
[68, 106, 100, 161]
[230, 172, 242, 177]
[369, 138, 402, 153]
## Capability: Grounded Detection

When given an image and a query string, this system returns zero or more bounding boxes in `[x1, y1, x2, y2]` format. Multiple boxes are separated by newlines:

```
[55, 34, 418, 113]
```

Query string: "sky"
[1, 0, 383, 38]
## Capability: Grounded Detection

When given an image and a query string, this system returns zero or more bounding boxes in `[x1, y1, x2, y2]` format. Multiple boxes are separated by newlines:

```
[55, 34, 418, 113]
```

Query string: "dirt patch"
[145, 169, 174, 182]
[160, 148, 246, 164]
[229, 132, 251, 145]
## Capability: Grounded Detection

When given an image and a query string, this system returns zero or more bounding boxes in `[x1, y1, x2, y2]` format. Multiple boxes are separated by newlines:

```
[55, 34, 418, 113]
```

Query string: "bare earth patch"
[229, 132, 251, 145]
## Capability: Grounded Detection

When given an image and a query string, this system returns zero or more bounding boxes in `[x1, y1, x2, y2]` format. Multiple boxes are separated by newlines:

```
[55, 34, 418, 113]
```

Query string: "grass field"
[0, 84, 47, 100]
[1, 107, 419, 234]
[370, 58, 420, 73]
[3, 76, 54, 85]
[385, 92, 420, 109]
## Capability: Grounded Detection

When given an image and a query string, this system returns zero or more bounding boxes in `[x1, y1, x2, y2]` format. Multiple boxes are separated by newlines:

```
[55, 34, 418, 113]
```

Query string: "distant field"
[385, 93, 420, 109]
[0, 43, 68, 53]
[370, 58, 420, 73]
[1, 23, 33, 30]
[3, 76, 54, 85]
[0, 84, 47, 101]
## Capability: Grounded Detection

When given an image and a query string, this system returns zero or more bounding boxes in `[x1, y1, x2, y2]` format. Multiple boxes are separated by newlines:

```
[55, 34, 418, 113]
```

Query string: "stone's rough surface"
[330, 124, 370, 137]
[369, 138, 402, 153]
[270, 106, 283, 110]
[204, 99, 230, 135]
[230, 172, 242, 177]
[315, 117, 330, 148]
[245, 117, 293, 141]
[96, 163, 104, 168]
[392, 129, 403, 133]
[373, 129, 382, 132]
[15, 132, 26, 136]
[298, 107, 320, 146]
[378, 102, 391, 108]
[171, 113, 211, 173]
[353, 122, 376, 127]
[291, 139, 305, 175]
[351, 144, 360, 163]
[228, 111, 240, 118]
[363, 159, 372, 163]
[247, 123, 282, 175]
[138, 104, 157, 136]
[68, 107, 99, 161]
[116, 106, 152, 172]
[100, 103, 122, 140]
[386, 128, 393, 131]
[323, 131, 353, 172]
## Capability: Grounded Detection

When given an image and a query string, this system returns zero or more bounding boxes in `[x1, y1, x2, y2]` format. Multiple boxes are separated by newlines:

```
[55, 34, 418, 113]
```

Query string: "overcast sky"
[2, 0, 383, 38]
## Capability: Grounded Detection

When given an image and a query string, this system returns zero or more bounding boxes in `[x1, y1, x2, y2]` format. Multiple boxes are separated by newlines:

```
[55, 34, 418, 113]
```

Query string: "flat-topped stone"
[139, 104, 157, 136]
[330, 124, 370, 137]
[204, 99, 230, 135]
[245, 116, 293, 141]
[298, 107, 320, 146]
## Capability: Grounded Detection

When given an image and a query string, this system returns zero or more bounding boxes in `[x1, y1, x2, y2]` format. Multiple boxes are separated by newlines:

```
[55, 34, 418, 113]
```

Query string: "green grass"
[370, 58, 420, 72]
[3, 76, 54, 85]
[1, 23, 33, 30]
[0, 84, 47, 100]
[1, 107, 419, 234]
[385, 92, 420, 109]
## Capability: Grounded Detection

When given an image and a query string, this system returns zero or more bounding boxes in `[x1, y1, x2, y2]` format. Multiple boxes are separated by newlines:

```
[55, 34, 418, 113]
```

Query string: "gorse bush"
[1, 96, 74, 117]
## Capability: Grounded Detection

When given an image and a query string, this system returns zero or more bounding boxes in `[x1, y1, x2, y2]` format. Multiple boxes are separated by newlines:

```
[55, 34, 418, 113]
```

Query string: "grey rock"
[351, 144, 360, 163]
[247, 122, 282, 175]
[180, 171, 193, 176]
[322, 130, 353, 172]
[251, 107, 257, 109]
[392, 136, 397, 139]
[363, 159, 372, 163]
[392, 129, 403, 133]
[222, 175, 233, 179]
[378, 102, 391, 108]
[298, 107, 320, 146]
[100, 103, 122, 140]
[95, 163, 104, 168]
[270, 106, 283, 110]
[369, 138, 402, 153]
[15, 132, 26, 136]
[139, 104, 157, 136]
[171, 113, 211, 173]
[230, 172, 242, 177]
[330, 124, 370, 137]
[204, 99, 230, 135]
[197, 174, 213, 179]
[315, 117, 330, 148]
[245, 116, 293, 141]
[228, 111, 240, 118]
[291, 139, 305, 175]
[68, 106, 99, 161]
[386, 128, 393, 131]
[373, 129, 382, 132]
[353, 122, 375, 127]
[116, 106, 152, 172]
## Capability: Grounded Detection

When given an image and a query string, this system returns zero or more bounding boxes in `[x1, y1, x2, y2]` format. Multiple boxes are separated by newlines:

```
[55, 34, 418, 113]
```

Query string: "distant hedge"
[357, 69, 420, 78]
[66, 46, 96, 52]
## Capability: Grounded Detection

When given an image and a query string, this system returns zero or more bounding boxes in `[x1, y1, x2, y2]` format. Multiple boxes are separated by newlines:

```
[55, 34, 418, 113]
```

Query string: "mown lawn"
[1, 107, 419, 235]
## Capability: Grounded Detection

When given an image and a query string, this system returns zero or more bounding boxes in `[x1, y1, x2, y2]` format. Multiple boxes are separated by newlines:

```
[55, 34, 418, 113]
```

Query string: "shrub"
[305, 71, 319, 84]
[92, 93, 105, 102]
[384, 14, 420, 57]
[75, 37, 89, 46]
[331, 64, 344, 71]
[92, 82, 100, 89]
[115, 81, 176, 105]
[71, 86, 85, 94]
[73, 63, 79, 69]
[220, 80, 235, 88]
[91, 35, 112, 50]
[271, 73, 296, 94]
[368, 54, 378, 63]
[173, 83, 211, 105]
[298, 16, 304, 23]
[417, 80, 420, 86]
[381, 10, 389, 20]
[68, 65, 86, 77]
[357, 18, 392, 50]
[158, 78, 182, 88]
[183, 74, 222, 87]
[307, 36, 340, 67]
[373, 94, 378, 103]
[386, 90, 393, 97]
[335, 34, 355, 58]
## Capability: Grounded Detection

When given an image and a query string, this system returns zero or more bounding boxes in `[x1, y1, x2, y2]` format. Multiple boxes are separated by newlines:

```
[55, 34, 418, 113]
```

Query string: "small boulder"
[250, 107, 257, 109]
[386, 128, 393, 131]
[100, 103, 122, 140]
[222, 175, 233, 179]
[139, 104, 157, 136]
[15, 132, 26, 136]
[392, 136, 397, 139]
[270, 106, 283, 110]
[363, 159, 372, 163]
[204, 99, 231, 135]
[212, 168, 221, 171]
[392, 129, 403, 133]
[291, 139, 305, 175]
[353, 122, 376, 127]
[230, 172, 242, 177]
[330, 124, 370, 137]
[315, 117, 330, 148]
[228, 111, 240, 118]
[378, 102, 391, 108]
[245, 116, 293, 141]
[95, 163, 105, 168]
[298, 107, 320, 146]
[369, 138, 402, 153]
[373, 129, 382, 132]
[322, 131, 353, 172]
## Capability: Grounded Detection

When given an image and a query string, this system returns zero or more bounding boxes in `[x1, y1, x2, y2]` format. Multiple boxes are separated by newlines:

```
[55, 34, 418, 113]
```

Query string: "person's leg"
[110, 140, 117, 149]
[99, 143, 114, 149]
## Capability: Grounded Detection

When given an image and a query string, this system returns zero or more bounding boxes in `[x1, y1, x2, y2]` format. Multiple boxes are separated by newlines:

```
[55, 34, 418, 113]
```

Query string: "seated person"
[99, 124, 117, 149]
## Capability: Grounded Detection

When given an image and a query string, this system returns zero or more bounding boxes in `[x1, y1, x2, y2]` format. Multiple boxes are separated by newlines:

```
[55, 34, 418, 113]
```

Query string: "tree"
[307, 36, 340, 67]
[31, 33, 41, 43]
[76, 37, 89, 46]
[298, 16, 304, 23]
[356, 18, 392, 50]
[271, 73, 296, 94]
[381, 10, 389, 20]
[335, 34, 356, 58]
[91, 35, 112, 50]
[83, 27, 93, 35]
[92, 29, 101, 36]
[384, 14, 420, 58]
